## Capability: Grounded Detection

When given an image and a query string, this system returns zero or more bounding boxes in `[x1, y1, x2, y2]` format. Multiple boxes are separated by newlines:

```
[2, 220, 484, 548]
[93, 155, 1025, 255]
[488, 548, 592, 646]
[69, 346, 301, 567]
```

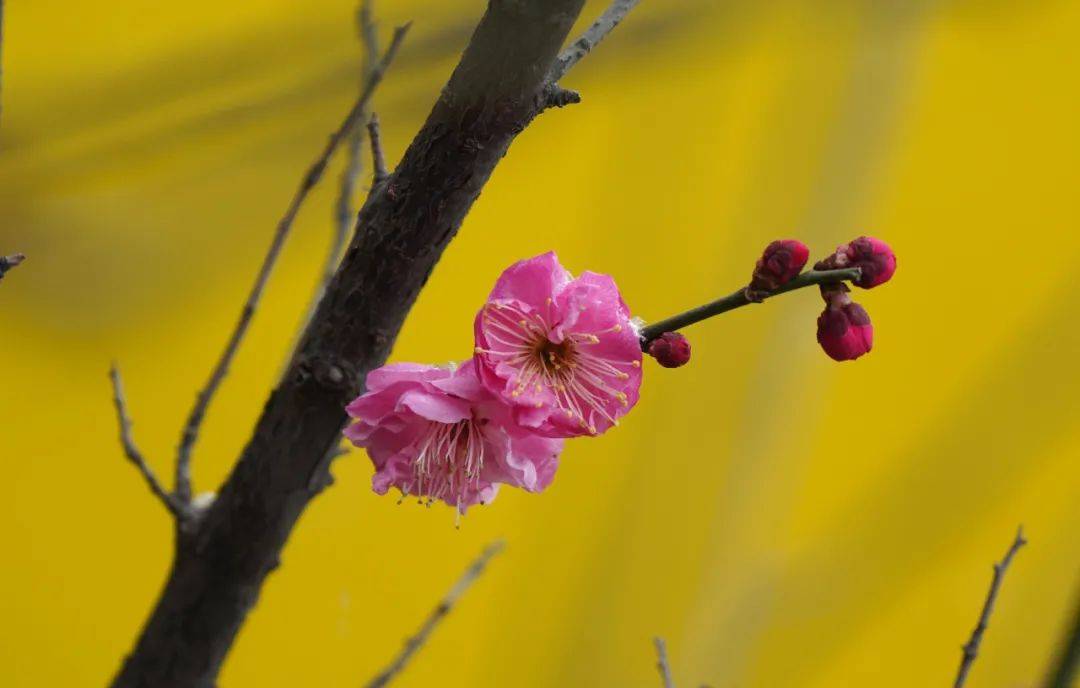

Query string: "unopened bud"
[816, 236, 896, 289]
[750, 239, 810, 293]
[647, 332, 691, 368]
[816, 299, 873, 361]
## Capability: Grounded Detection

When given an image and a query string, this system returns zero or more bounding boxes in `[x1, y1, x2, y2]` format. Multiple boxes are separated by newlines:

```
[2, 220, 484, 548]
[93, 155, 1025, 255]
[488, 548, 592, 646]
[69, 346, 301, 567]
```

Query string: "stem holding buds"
[639, 267, 862, 348]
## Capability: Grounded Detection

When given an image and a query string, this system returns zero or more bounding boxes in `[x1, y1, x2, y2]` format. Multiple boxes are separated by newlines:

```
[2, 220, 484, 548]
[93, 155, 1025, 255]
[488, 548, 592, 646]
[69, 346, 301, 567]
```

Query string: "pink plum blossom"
[344, 360, 563, 515]
[473, 252, 642, 438]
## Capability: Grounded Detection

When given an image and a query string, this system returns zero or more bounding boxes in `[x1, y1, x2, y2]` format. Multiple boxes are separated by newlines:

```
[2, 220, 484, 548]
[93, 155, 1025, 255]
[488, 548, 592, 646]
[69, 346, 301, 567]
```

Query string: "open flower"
[473, 252, 642, 437]
[344, 361, 563, 516]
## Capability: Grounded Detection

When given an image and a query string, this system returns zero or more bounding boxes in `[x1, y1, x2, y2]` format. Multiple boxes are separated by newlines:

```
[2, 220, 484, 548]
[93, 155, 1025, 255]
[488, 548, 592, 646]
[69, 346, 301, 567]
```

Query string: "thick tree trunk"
[111, 1, 586, 686]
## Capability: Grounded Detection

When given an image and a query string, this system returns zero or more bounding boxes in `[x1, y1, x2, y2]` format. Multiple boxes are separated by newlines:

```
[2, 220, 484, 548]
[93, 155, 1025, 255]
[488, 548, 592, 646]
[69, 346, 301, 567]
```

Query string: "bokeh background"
[4, 0, 1080, 685]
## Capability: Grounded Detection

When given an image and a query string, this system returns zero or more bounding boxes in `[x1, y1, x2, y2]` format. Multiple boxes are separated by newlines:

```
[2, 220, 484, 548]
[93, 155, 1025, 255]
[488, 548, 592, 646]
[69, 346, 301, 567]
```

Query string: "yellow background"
[3, 0, 1079, 685]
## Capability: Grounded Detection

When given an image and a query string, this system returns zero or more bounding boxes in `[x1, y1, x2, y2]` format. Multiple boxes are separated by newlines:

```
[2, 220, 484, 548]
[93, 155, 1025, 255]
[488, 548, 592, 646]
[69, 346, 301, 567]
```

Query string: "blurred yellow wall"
[3, 0, 1080, 685]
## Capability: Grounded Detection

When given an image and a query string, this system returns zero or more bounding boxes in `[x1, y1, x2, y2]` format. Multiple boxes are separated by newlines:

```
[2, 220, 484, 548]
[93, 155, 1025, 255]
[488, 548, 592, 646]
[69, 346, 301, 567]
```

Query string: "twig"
[1044, 579, 1080, 688]
[549, 0, 642, 81]
[325, 0, 380, 314]
[638, 267, 862, 346]
[654, 637, 675, 688]
[109, 365, 187, 520]
[367, 113, 388, 185]
[0, 252, 24, 282]
[953, 526, 1027, 688]
[172, 22, 410, 504]
[364, 541, 506, 688]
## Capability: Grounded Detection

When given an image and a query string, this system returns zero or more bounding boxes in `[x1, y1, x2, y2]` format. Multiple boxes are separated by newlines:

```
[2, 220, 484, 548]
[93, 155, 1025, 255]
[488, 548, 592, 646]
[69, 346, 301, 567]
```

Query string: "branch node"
[541, 84, 581, 110]
[0, 252, 26, 282]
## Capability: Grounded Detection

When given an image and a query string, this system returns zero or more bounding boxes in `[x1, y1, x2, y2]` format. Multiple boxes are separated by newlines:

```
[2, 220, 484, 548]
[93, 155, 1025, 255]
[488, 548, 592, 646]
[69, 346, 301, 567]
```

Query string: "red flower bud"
[750, 239, 810, 292]
[816, 295, 873, 361]
[815, 236, 896, 289]
[647, 332, 691, 368]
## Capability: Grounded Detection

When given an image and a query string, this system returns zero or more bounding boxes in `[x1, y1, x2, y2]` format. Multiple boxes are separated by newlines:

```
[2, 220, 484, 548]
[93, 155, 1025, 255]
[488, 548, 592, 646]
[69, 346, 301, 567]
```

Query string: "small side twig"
[109, 365, 187, 520]
[0, 252, 25, 282]
[549, 0, 642, 81]
[367, 113, 388, 185]
[364, 541, 506, 688]
[325, 0, 381, 313]
[172, 21, 410, 505]
[653, 637, 676, 688]
[1044, 578, 1080, 688]
[953, 526, 1028, 688]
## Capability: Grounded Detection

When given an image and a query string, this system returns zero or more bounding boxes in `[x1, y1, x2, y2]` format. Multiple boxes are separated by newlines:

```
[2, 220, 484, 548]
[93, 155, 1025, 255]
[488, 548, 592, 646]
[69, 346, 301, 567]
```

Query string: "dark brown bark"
[111, 1, 585, 686]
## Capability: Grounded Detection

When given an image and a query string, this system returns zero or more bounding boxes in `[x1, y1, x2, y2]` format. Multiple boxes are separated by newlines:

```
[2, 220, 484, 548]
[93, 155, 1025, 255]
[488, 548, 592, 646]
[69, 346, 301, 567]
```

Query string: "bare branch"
[109, 365, 187, 520]
[113, 3, 601, 683]
[953, 526, 1027, 688]
[653, 637, 675, 688]
[367, 113, 388, 185]
[290, 0, 384, 381]
[172, 22, 410, 505]
[365, 541, 506, 688]
[1044, 578, 1080, 688]
[549, 0, 642, 82]
[0, 252, 25, 282]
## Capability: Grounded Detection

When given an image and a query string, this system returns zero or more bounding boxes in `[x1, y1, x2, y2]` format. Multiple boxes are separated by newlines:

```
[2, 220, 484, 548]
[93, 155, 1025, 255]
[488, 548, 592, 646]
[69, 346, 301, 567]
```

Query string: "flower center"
[477, 302, 639, 434]
[406, 419, 486, 513]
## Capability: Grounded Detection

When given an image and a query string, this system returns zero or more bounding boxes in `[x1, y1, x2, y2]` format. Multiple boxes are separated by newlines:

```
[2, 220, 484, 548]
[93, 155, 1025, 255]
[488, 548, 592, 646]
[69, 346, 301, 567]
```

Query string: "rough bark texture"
[111, 1, 586, 686]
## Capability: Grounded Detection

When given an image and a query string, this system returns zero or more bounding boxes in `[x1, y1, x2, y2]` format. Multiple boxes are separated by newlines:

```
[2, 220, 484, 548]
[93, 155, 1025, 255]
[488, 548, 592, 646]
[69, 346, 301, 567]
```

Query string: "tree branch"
[109, 365, 188, 521]
[367, 113, 388, 185]
[111, 2, 644, 684]
[364, 541, 505, 688]
[549, 0, 642, 81]
[639, 267, 863, 346]
[1043, 577, 1080, 688]
[953, 526, 1027, 688]
[324, 0, 381, 323]
[0, 252, 24, 282]
[653, 637, 675, 688]
[172, 23, 410, 506]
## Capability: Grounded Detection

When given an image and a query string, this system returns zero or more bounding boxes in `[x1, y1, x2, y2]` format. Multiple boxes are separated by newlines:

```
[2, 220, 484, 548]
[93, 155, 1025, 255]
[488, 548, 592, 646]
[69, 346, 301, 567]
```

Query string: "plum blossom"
[344, 360, 563, 516]
[473, 252, 642, 438]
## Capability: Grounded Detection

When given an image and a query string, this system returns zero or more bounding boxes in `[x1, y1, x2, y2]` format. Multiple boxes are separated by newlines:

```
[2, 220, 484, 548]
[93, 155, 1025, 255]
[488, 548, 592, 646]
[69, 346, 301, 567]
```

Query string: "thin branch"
[109, 365, 187, 520]
[364, 541, 506, 688]
[653, 637, 675, 688]
[549, 0, 642, 81]
[172, 22, 410, 504]
[1044, 578, 1080, 688]
[953, 526, 1027, 688]
[325, 0, 380, 314]
[367, 113, 388, 185]
[639, 267, 862, 346]
[0, 252, 24, 282]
